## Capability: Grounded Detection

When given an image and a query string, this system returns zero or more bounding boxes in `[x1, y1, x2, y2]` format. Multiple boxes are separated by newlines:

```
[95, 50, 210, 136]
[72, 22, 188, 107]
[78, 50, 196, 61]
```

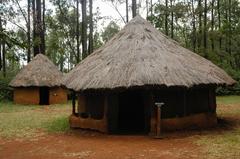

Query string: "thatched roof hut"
[10, 54, 67, 105]
[63, 16, 236, 134]
[10, 54, 63, 87]
[63, 16, 235, 92]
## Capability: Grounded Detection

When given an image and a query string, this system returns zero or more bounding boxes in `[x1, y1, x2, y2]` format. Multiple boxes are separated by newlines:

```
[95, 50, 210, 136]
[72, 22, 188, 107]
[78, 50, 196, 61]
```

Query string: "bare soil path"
[0, 131, 201, 159]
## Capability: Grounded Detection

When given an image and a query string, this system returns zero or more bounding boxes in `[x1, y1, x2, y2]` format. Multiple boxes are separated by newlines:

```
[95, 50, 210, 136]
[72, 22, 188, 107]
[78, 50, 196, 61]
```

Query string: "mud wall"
[186, 88, 210, 115]
[154, 88, 216, 119]
[86, 94, 105, 119]
[154, 89, 184, 118]
[161, 112, 217, 131]
[78, 94, 86, 114]
[150, 88, 217, 134]
[72, 87, 217, 134]
[77, 93, 105, 119]
[72, 93, 108, 132]
[69, 114, 108, 133]
[13, 87, 39, 105]
[49, 87, 68, 104]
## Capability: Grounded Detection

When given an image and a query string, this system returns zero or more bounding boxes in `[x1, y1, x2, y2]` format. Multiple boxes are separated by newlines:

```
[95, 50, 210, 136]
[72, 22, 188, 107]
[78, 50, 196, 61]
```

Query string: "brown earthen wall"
[71, 94, 108, 133]
[69, 114, 108, 133]
[13, 87, 39, 105]
[71, 88, 217, 134]
[161, 112, 217, 131]
[78, 95, 87, 113]
[49, 87, 68, 104]
[150, 112, 217, 134]
[77, 93, 105, 119]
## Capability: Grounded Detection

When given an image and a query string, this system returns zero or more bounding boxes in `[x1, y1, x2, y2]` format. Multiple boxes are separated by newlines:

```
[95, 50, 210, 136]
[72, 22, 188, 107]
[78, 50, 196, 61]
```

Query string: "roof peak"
[10, 53, 63, 87]
[127, 15, 147, 24]
[62, 14, 235, 91]
[34, 53, 48, 59]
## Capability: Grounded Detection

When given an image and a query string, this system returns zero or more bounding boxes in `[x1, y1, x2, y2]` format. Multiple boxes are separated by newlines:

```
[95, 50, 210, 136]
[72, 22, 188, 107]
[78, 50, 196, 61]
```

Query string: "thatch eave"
[64, 82, 236, 93]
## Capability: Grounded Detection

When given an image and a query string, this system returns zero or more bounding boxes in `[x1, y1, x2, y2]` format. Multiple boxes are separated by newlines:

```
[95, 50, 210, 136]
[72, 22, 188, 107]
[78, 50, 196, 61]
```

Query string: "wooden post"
[155, 102, 164, 139]
[72, 91, 76, 115]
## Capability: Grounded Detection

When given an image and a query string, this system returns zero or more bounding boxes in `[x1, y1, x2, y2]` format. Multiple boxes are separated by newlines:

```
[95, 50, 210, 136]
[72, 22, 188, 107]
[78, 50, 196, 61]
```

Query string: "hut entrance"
[39, 87, 49, 105]
[118, 91, 145, 134]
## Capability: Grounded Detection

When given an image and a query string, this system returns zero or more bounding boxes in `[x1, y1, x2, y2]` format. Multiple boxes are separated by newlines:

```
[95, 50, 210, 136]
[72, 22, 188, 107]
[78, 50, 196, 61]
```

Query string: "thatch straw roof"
[10, 54, 63, 87]
[63, 16, 235, 92]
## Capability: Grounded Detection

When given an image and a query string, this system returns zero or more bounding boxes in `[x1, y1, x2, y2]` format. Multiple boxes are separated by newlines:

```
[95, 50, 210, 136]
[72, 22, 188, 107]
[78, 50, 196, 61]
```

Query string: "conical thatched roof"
[10, 54, 63, 87]
[63, 16, 235, 92]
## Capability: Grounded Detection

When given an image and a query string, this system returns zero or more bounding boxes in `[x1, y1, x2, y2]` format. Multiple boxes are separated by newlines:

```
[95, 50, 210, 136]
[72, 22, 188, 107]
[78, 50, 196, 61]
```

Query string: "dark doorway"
[118, 91, 145, 134]
[39, 87, 49, 105]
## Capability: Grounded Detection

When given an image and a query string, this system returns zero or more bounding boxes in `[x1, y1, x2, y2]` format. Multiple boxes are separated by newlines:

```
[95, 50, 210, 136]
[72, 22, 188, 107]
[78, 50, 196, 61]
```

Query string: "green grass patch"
[217, 95, 240, 105]
[197, 129, 240, 159]
[0, 101, 71, 138]
[0, 101, 40, 113]
[43, 116, 69, 133]
[197, 95, 240, 158]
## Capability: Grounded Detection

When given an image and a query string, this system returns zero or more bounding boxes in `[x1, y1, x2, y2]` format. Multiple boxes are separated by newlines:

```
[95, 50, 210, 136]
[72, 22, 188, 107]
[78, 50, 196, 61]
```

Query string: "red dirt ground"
[1, 103, 239, 159]
[0, 131, 201, 159]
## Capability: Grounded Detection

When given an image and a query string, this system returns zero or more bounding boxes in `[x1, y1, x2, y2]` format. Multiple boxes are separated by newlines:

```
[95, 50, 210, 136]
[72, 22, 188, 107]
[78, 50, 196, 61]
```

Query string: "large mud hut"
[62, 16, 235, 134]
[10, 54, 67, 105]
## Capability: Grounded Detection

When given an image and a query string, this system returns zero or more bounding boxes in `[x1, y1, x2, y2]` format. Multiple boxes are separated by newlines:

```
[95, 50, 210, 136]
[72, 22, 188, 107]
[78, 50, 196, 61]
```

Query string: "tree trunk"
[203, 0, 207, 58]
[0, 42, 1, 71]
[81, 0, 87, 59]
[27, 0, 31, 62]
[225, 0, 228, 53]
[35, 0, 42, 55]
[126, 0, 129, 22]
[165, 0, 169, 36]
[60, 54, 63, 72]
[0, 15, 2, 71]
[191, 0, 197, 52]
[88, 0, 93, 54]
[33, 0, 43, 56]
[211, 0, 215, 51]
[0, 0, 5, 75]
[32, 0, 36, 55]
[76, 0, 80, 62]
[150, 0, 153, 17]
[41, 0, 45, 54]
[198, 0, 202, 53]
[170, 0, 173, 38]
[146, 0, 148, 17]
[2, 42, 6, 77]
[228, 0, 232, 67]
[217, 0, 221, 49]
[132, 0, 137, 18]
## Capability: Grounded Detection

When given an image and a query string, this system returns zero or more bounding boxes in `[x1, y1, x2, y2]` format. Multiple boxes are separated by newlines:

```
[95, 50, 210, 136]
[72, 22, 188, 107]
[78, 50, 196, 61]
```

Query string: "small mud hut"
[10, 54, 67, 105]
[62, 16, 235, 134]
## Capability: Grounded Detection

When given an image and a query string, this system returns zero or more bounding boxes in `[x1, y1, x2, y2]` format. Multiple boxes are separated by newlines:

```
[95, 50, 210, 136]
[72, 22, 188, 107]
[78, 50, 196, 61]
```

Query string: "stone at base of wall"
[161, 112, 217, 131]
[69, 115, 108, 133]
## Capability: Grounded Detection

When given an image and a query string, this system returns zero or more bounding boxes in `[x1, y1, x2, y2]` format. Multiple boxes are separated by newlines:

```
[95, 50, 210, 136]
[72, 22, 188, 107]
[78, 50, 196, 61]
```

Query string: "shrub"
[0, 69, 19, 101]
[216, 68, 240, 96]
[0, 76, 13, 101]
